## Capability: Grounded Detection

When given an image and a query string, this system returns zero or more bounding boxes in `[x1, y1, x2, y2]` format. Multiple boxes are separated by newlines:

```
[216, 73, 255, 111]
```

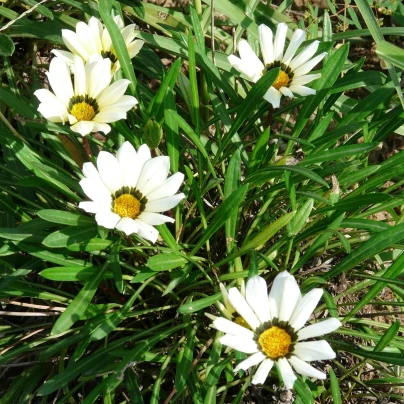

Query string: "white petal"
[297, 318, 342, 341]
[79, 177, 111, 206]
[127, 40, 144, 59]
[282, 29, 307, 66]
[37, 104, 68, 123]
[289, 41, 320, 71]
[70, 121, 95, 136]
[251, 358, 274, 384]
[211, 317, 255, 339]
[95, 95, 138, 120]
[145, 193, 185, 213]
[97, 151, 122, 194]
[228, 55, 261, 83]
[277, 357, 297, 390]
[134, 219, 159, 243]
[115, 217, 139, 235]
[228, 288, 261, 330]
[293, 52, 327, 77]
[290, 73, 322, 86]
[234, 352, 266, 372]
[78, 201, 99, 214]
[259, 24, 274, 66]
[268, 272, 293, 320]
[82, 162, 98, 178]
[263, 87, 282, 108]
[123, 143, 151, 190]
[73, 55, 86, 96]
[114, 15, 124, 30]
[51, 49, 75, 66]
[116, 141, 138, 187]
[219, 334, 259, 354]
[121, 24, 137, 45]
[75, 21, 94, 54]
[289, 85, 316, 97]
[238, 39, 264, 76]
[101, 25, 113, 52]
[87, 17, 103, 54]
[97, 79, 131, 109]
[87, 59, 112, 99]
[147, 172, 185, 201]
[47, 57, 73, 106]
[246, 276, 271, 323]
[35, 89, 68, 120]
[288, 355, 326, 380]
[273, 23, 288, 61]
[278, 275, 301, 323]
[219, 283, 235, 317]
[93, 110, 127, 124]
[95, 211, 120, 229]
[289, 289, 323, 331]
[137, 212, 174, 225]
[136, 156, 170, 196]
[62, 29, 90, 61]
[91, 122, 111, 134]
[294, 341, 336, 361]
[279, 86, 294, 98]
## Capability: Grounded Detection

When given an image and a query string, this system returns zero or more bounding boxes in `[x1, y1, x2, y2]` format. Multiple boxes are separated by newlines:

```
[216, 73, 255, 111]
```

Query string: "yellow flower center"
[258, 326, 291, 359]
[272, 70, 290, 90]
[113, 194, 141, 219]
[70, 102, 96, 122]
[234, 316, 251, 330]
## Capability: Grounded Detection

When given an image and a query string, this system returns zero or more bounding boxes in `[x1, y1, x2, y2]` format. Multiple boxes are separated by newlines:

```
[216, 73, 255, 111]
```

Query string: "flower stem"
[265, 104, 273, 129]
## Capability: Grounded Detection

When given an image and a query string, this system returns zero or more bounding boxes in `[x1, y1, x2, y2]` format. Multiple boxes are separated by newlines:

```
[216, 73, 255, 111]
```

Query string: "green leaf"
[51, 263, 108, 335]
[42, 227, 98, 248]
[376, 40, 404, 70]
[329, 368, 342, 404]
[178, 292, 221, 314]
[0, 33, 15, 56]
[37, 210, 94, 226]
[147, 254, 188, 271]
[39, 266, 101, 281]
[374, 321, 401, 352]
[175, 326, 196, 390]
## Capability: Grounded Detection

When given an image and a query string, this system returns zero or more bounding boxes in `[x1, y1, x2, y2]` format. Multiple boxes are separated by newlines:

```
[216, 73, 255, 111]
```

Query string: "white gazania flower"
[207, 273, 341, 389]
[217, 281, 246, 320]
[52, 15, 144, 74]
[34, 56, 137, 136]
[79, 142, 185, 243]
[228, 23, 327, 108]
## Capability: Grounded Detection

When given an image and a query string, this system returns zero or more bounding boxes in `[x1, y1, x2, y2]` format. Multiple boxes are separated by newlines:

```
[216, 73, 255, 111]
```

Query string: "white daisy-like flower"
[79, 141, 185, 243]
[228, 23, 327, 108]
[34, 56, 137, 136]
[217, 281, 245, 320]
[52, 16, 144, 74]
[207, 272, 341, 389]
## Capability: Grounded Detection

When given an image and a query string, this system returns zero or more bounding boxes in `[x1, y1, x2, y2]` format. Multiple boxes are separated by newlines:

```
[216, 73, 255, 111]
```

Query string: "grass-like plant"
[0, 0, 404, 402]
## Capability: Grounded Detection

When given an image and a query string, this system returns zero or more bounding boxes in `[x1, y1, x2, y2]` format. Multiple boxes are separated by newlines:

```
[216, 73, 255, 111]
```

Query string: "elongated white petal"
[293, 52, 327, 77]
[97, 151, 122, 194]
[147, 172, 185, 201]
[95, 211, 120, 229]
[211, 317, 255, 339]
[75, 21, 94, 55]
[78, 201, 99, 214]
[137, 212, 174, 225]
[219, 283, 235, 317]
[93, 110, 127, 124]
[234, 352, 266, 372]
[47, 57, 73, 106]
[145, 194, 185, 213]
[87, 58, 112, 99]
[127, 40, 144, 59]
[278, 275, 301, 323]
[246, 275, 271, 323]
[126, 144, 151, 190]
[219, 334, 259, 354]
[259, 24, 274, 65]
[238, 39, 264, 76]
[289, 288, 323, 331]
[96, 95, 138, 118]
[115, 217, 139, 235]
[263, 87, 282, 108]
[91, 122, 111, 134]
[73, 55, 86, 96]
[294, 340, 336, 361]
[228, 55, 261, 83]
[252, 358, 274, 384]
[121, 24, 137, 44]
[273, 23, 288, 61]
[228, 288, 261, 330]
[288, 355, 326, 380]
[282, 29, 306, 66]
[116, 141, 137, 187]
[277, 357, 297, 389]
[134, 219, 159, 242]
[51, 49, 75, 65]
[79, 177, 111, 206]
[62, 29, 90, 60]
[97, 79, 131, 109]
[70, 120, 95, 136]
[289, 85, 316, 97]
[82, 162, 99, 179]
[297, 318, 342, 341]
[135, 156, 170, 196]
[35, 89, 68, 121]
[268, 272, 288, 320]
[290, 73, 321, 86]
[289, 41, 320, 71]
[87, 16, 103, 54]
[279, 86, 294, 98]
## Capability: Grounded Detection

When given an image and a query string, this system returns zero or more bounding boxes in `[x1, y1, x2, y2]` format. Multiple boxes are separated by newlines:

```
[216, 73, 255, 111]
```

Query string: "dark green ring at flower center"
[112, 187, 148, 218]
[262, 61, 294, 88]
[68, 95, 99, 122]
[101, 50, 118, 64]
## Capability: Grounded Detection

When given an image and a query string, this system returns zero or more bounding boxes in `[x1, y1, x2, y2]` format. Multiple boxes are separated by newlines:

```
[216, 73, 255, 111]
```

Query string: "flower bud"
[144, 118, 163, 149]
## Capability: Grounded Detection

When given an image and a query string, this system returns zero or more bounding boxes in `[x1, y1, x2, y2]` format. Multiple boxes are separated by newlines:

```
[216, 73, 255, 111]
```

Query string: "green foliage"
[1, 0, 404, 402]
